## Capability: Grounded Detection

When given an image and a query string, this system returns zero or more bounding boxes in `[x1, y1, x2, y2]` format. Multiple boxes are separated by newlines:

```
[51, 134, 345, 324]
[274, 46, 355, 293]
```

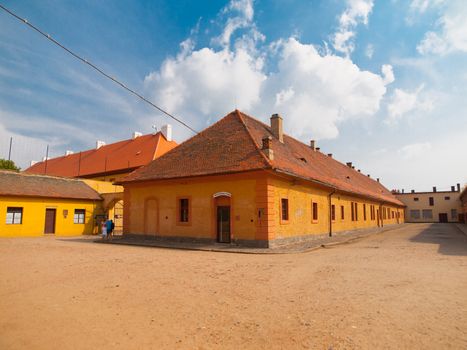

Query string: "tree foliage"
[0, 159, 20, 172]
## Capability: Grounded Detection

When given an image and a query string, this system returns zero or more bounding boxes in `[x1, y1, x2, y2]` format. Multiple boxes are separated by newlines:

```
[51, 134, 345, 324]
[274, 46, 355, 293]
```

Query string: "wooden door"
[217, 206, 231, 243]
[44, 209, 56, 234]
[439, 213, 448, 223]
[144, 199, 158, 235]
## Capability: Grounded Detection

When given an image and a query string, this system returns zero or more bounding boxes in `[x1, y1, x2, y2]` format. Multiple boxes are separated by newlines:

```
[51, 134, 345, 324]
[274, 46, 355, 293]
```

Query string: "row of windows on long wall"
[280, 199, 398, 222]
[410, 209, 458, 219]
[5, 207, 86, 224]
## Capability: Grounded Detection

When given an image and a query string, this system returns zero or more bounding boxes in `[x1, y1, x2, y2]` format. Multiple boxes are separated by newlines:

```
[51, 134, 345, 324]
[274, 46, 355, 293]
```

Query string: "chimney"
[270, 114, 283, 143]
[377, 178, 380, 183]
[402, 189, 405, 193]
[262, 136, 274, 160]
[65, 150, 73, 156]
[411, 189, 415, 193]
[161, 124, 172, 142]
[346, 162, 352, 168]
[457, 183, 461, 192]
[30, 160, 38, 166]
[327, 153, 333, 158]
[310, 140, 316, 150]
[96, 140, 106, 149]
[132, 131, 142, 139]
[451, 185, 455, 192]
[433, 186, 437, 192]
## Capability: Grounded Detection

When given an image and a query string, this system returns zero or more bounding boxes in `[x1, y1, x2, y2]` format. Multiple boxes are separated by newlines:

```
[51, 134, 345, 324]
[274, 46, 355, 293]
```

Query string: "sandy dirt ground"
[0, 223, 466, 349]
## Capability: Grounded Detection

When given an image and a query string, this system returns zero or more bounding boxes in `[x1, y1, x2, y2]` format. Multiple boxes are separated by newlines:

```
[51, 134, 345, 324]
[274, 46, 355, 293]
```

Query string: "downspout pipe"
[328, 187, 336, 237]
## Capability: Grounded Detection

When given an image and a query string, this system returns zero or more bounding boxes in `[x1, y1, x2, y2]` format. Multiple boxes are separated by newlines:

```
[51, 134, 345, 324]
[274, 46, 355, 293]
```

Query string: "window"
[281, 198, 289, 221]
[387, 208, 390, 219]
[179, 198, 189, 222]
[392, 211, 395, 219]
[370, 205, 375, 220]
[414, 197, 419, 201]
[363, 204, 367, 221]
[331, 204, 335, 221]
[351, 202, 358, 221]
[410, 210, 420, 219]
[451, 209, 457, 220]
[341, 205, 345, 220]
[445, 196, 450, 200]
[73, 209, 85, 224]
[351, 202, 355, 221]
[312, 202, 318, 222]
[422, 209, 433, 219]
[355, 203, 358, 221]
[383, 207, 386, 220]
[429, 197, 434, 206]
[6, 207, 22, 224]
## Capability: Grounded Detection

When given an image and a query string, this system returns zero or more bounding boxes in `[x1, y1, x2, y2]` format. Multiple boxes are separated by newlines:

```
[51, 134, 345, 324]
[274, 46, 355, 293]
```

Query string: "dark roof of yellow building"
[119, 110, 403, 206]
[0, 171, 102, 201]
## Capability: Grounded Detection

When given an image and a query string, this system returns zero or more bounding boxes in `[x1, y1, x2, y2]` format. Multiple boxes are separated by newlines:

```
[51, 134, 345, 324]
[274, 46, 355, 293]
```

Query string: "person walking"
[101, 220, 107, 239]
[106, 218, 113, 240]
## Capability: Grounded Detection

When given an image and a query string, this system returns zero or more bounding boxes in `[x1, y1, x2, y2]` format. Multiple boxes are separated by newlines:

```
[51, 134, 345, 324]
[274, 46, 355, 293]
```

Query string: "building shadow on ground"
[409, 223, 467, 256]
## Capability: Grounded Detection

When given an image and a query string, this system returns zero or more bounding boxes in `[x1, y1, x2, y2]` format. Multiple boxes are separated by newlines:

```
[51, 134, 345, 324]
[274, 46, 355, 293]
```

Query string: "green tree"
[0, 159, 20, 172]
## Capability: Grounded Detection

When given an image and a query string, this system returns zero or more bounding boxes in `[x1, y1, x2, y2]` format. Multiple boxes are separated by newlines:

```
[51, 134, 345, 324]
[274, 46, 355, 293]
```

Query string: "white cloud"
[144, 0, 391, 141]
[386, 85, 434, 124]
[332, 0, 374, 56]
[398, 142, 432, 159]
[381, 64, 395, 85]
[417, 0, 467, 55]
[215, 0, 255, 47]
[409, 0, 445, 13]
[365, 43, 374, 58]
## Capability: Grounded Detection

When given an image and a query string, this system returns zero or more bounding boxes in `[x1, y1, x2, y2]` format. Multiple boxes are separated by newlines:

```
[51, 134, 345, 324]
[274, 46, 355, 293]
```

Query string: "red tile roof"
[120, 110, 403, 206]
[0, 171, 102, 201]
[23, 133, 177, 178]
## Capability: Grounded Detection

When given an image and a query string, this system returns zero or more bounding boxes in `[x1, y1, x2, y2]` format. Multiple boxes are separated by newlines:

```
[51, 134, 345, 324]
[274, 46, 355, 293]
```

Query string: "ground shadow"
[409, 223, 467, 256]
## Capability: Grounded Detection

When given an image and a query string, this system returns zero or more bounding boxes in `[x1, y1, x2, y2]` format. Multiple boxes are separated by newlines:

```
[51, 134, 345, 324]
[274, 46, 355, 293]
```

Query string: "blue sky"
[0, 0, 466, 191]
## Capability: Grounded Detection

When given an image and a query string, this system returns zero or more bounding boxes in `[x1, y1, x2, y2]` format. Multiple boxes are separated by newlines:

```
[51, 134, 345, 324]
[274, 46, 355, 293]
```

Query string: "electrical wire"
[0, 3, 199, 134]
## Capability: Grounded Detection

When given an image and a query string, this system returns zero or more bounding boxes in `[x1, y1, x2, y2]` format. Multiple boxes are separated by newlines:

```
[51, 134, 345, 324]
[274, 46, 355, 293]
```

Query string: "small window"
[422, 209, 433, 219]
[74, 209, 85, 224]
[331, 204, 335, 221]
[6, 207, 23, 224]
[341, 205, 345, 220]
[179, 198, 189, 222]
[281, 198, 289, 221]
[414, 197, 419, 201]
[444, 196, 450, 200]
[355, 203, 358, 221]
[351, 202, 355, 221]
[410, 210, 420, 219]
[429, 197, 434, 206]
[451, 209, 457, 220]
[392, 211, 395, 219]
[312, 202, 318, 222]
[363, 204, 367, 221]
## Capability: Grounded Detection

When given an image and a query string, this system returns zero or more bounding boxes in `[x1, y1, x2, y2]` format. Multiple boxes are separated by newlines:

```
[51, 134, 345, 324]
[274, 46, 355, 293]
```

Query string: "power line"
[0, 4, 199, 134]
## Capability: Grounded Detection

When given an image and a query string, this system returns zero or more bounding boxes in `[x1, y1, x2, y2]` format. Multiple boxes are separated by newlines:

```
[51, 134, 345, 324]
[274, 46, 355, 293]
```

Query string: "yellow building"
[118, 111, 404, 248]
[0, 171, 103, 237]
[23, 128, 177, 232]
[461, 186, 467, 224]
[395, 185, 462, 223]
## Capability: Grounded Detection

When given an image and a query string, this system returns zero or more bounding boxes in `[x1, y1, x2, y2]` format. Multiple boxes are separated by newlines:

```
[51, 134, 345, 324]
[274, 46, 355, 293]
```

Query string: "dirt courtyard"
[0, 223, 466, 349]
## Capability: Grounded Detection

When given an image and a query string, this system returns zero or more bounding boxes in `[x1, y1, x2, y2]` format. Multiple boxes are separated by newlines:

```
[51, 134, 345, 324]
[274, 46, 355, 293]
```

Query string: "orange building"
[24, 126, 177, 233]
[118, 111, 404, 248]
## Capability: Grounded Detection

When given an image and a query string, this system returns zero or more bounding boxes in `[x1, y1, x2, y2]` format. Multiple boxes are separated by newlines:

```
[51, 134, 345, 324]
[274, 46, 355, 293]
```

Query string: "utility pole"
[44, 145, 49, 175]
[8, 137, 12, 161]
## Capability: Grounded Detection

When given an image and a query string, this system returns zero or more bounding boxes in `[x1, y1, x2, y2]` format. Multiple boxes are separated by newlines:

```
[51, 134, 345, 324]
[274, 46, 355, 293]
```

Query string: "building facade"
[395, 185, 462, 223]
[119, 111, 404, 247]
[0, 171, 103, 237]
[459, 185, 467, 224]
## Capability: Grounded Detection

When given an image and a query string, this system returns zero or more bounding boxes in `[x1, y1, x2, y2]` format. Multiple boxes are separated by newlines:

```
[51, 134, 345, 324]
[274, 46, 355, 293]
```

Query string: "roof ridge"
[235, 110, 273, 169]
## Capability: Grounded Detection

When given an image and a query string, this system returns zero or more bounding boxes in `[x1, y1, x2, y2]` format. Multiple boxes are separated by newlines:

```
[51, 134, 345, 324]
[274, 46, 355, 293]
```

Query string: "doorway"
[217, 206, 231, 243]
[44, 208, 56, 234]
[439, 213, 448, 223]
[144, 198, 159, 235]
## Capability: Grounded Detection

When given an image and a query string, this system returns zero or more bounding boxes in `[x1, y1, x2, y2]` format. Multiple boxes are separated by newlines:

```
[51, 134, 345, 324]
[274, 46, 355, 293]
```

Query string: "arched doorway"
[144, 198, 159, 236]
[213, 192, 231, 243]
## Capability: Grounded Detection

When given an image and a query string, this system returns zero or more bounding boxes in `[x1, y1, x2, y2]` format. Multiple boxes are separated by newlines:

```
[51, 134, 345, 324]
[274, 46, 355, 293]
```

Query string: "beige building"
[395, 185, 462, 223]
